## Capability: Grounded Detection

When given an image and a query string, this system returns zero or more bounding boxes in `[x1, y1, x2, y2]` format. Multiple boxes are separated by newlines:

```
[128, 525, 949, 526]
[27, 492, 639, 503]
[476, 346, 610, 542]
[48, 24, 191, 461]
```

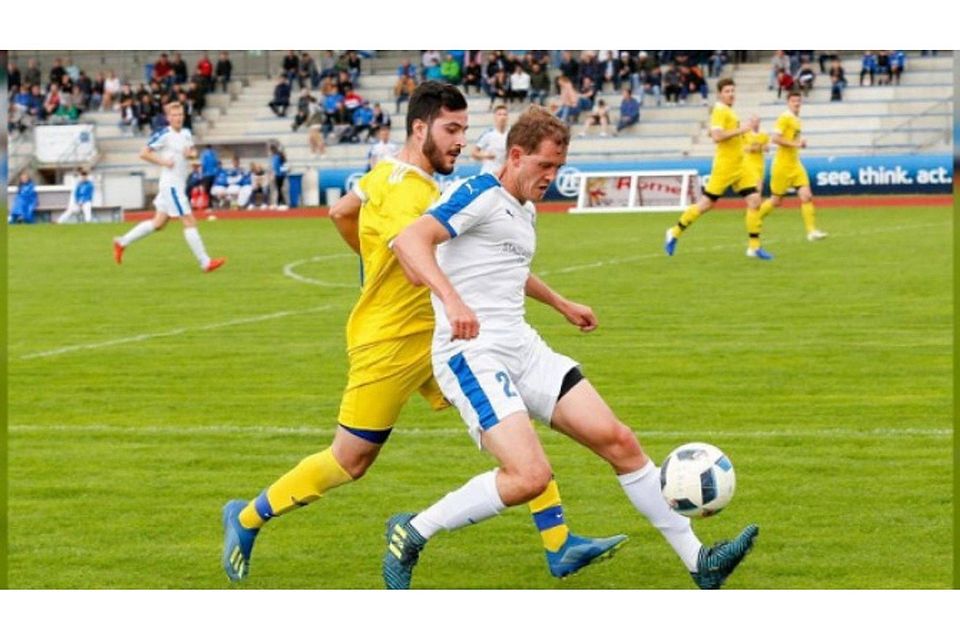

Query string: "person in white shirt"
[384, 105, 759, 590]
[509, 65, 531, 103]
[470, 103, 508, 174]
[366, 125, 399, 170]
[113, 101, 225, 273]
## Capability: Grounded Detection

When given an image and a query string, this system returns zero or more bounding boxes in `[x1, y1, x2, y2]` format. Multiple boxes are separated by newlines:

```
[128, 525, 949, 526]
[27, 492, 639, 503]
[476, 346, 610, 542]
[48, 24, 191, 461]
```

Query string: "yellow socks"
[528, 479, 570, 552]
[745, 208, 762, 250]
[672, 204, 703, 236]
[239, 448, 353, 529]
[801, 202, 817, 234]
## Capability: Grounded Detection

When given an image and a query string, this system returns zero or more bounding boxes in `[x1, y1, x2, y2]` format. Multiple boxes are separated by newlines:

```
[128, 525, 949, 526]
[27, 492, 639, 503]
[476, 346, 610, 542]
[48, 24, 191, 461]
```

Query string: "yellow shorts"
[705, 160, 758, 198]
[770, 161, 810, 196]
[337, 331, 448, 434]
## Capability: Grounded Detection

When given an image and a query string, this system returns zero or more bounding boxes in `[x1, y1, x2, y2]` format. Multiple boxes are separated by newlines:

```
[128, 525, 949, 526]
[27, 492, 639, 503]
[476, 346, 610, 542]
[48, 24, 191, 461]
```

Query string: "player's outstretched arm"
[525, 274, 598, 333]
[393, 216, 479, 340]
[329, 191, 362, 254]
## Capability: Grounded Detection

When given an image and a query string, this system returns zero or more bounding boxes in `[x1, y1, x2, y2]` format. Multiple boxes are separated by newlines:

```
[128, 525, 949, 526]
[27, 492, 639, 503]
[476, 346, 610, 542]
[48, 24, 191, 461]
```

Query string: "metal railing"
[870, 96, 952, 152]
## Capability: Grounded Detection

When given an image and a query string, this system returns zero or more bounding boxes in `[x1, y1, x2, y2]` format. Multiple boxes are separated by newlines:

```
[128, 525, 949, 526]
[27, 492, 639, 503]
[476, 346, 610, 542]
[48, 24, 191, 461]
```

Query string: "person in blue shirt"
[9, 171, 39, 224]
[890, 50, 906, 85]
[200, 144, 219, 195]
[860, 51, 878, 86]
[342, 101, 374, 143]
[57, 169, 96, 223]
[616, 88, 640, 133]
[209, 161, 231, 208]
[270, 145, 288, 208]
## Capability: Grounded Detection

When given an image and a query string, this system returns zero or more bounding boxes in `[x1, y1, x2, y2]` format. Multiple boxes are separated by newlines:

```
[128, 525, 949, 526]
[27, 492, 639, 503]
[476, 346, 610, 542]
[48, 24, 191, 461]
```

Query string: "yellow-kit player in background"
[755, 90, 829, 241]
[665, 78, 772, 260]
[742, 117, 772, 253]
[221, 81, 625, 584]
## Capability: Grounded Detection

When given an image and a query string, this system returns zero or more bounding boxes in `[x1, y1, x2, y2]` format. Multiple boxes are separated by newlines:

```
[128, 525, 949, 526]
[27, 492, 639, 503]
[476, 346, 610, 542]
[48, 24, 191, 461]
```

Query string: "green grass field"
[6, 203, 952, 589]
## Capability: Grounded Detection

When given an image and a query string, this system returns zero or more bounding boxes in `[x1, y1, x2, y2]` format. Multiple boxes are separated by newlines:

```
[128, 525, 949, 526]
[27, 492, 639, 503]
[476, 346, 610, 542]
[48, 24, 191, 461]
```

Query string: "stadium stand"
[7, 50, 952, 212]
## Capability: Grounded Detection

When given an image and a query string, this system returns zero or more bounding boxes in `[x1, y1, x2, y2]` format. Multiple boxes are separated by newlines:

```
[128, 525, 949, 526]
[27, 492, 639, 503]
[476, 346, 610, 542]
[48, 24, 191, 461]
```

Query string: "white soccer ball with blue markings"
[660, 442, 736, 518]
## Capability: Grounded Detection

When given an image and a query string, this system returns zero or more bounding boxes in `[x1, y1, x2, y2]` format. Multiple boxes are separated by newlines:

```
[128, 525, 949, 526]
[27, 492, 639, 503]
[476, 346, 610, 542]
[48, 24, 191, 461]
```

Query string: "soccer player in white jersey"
[113, 101, 225, 272]
[470, 103, 508, 174]
[365, 125, 400, 170]
[385, 106, 759, 590]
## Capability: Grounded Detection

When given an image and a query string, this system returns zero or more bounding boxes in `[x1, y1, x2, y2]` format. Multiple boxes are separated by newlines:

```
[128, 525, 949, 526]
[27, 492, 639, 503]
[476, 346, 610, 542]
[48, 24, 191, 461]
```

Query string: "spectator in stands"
[8, 61, 21, 92]
[663, 64, 682, 104]
[292, 88, 317, 131]
[269, 75, 292, 117]
[44, 83, 62, 119]
[216, 52, 233, 93]
[599, 51, 618, 91]
[440, 53, 461, 85]
[195, 53, 213, 93]
[708, 50, 727, 78]
[528, 62, 550, 106]
[617, 87, 640, 133]
[795, 62, 815, 97]
[308, 118, 327, 157]
[558, 50, 579, 88]
[77, 71, 96, 110]
[421, 50, 441, 80]
[578, 75, 598, 111]
[57, 169, 95, 224]
[319, 50, 337, 80]
[818, 51, 839, 73]
[860, 51, 878, 86]
[768, 50, 789, 90]
[150, 99, 169, 132]
[200, 145, 219, 196]
[270, 145, 288, 209]
[153, 53, 174, 88]
[343, 100, 374, 143]
[890, 50, 905, 85]
[369, 102, 391, 139]
[680, 64, 708, 103]
[343, 86, 364, 118]
[397, 58, 417, 81]
[64, 57, 80, 82]
[829, 59, 847, 101]
[187, 80, 205, 117]
[509, 64, 531, 104]
[345, 51, 362, 84]
[249, 163, 271, 208]
[336, 69, 354, 95]
[462, 56, 482, 94]
[579, 51, 602, 89]
[49, 57, 66, 88]
[487, 69, 509, 109]
[322, 88, 345, 135]
[119, 85, 137, 132]
[875, 51, 892, 85]
[776, 67, 794, 98]
[102, 70, 122, 111]
[171, 52, 188, 84]
[553, 75, 581, 123]
[9, 85, 32, 133]
[299, 52, 319, 90]
[135, 93, 156, 133]
[579, 98, 611, 137]
[366, 125, 399, 169]
[394, 71, 417, 114]
[28, 84, 46, 123]
[24, 58, 41, 89]
[282, 51, 300, 84]
[615, 52, 635, 91]
[8, 171, 38, 224]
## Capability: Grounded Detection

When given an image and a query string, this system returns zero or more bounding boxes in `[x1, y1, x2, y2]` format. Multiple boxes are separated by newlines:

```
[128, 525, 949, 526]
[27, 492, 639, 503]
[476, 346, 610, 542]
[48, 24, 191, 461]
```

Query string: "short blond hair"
[505, 105, 570, 154]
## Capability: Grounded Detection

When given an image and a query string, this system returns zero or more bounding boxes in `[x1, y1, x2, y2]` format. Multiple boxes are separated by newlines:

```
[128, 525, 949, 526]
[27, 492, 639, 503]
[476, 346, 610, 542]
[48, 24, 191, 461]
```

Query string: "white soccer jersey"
[428, 173, 537, 349]
[474, 127, 507, 174]
[148, 126, 194, 190]
[367, 140, 399, 168]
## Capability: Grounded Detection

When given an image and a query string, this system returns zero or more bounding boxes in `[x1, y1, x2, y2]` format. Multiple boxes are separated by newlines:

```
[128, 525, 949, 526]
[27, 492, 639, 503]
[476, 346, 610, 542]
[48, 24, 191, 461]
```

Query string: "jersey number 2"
[495, 371, 517, 397]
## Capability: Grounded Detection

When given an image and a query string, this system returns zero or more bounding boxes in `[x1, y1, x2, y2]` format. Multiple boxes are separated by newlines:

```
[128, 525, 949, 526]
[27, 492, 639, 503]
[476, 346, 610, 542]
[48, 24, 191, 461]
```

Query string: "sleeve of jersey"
[773, 114, 787, 136]
[147, 129, 166, 151]
[709, 107, 725, 131]
[428, 174, 499, 239]
[353, 172, 369, 203]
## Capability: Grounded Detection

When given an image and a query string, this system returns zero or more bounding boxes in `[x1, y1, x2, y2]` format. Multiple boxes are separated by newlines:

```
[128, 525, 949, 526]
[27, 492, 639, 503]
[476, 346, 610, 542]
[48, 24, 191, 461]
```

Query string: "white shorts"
[433, 327, 579, 446]
[154, 186, 191, 217]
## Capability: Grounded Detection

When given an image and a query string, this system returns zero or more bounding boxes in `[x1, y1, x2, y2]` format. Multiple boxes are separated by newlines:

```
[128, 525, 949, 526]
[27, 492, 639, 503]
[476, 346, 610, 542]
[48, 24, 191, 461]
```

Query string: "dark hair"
[405, 80, 467, 136]
[505, 105, 570, 154]
[717, 77, 735, 93]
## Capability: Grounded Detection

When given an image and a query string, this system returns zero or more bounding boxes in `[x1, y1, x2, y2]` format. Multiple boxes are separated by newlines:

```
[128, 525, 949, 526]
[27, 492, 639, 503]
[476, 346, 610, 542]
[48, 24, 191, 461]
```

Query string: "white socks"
[410, 470, 506, 540]
[183, 227, 211, 269]
[119, 220, 155, 246]
[619, 460, 703, 571]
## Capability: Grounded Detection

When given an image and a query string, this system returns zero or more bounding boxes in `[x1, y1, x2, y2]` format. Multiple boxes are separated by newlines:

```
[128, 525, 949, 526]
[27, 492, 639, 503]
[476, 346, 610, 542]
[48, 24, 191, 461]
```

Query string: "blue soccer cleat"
[546, 532, 629, 578]
[222, 499, 260, 582]
[691, 524, 759, 589]
[665, 228, 679, 256]
[383, 513, 427, 590]
[746, 247, 774, 260]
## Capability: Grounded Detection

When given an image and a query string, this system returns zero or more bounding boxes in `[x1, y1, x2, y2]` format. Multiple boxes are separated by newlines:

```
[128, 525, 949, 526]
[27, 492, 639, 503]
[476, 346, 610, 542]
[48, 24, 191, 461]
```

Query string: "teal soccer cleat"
[546, 532, 629, 578]
[383, 513, 427, 589]
[222, 499, 260, 582]
[691, 524, 759, 589]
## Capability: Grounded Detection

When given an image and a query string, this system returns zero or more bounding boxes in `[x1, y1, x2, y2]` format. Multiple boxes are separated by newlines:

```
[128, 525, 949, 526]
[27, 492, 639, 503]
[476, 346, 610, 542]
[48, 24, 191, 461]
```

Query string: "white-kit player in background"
[470, 103, 509, 174]
[384, 105, 759, 590]
[113, 101, 226, 273]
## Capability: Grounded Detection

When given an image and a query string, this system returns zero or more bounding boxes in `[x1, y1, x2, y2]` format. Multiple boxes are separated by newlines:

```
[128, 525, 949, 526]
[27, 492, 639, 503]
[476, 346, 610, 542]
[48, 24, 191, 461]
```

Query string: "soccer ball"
[660, 442, 736, 518]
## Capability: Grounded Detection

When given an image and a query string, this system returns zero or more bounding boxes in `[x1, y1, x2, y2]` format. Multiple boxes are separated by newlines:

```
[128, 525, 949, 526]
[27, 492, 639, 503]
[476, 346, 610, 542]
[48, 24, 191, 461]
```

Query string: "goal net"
[568, 170, 700, 214]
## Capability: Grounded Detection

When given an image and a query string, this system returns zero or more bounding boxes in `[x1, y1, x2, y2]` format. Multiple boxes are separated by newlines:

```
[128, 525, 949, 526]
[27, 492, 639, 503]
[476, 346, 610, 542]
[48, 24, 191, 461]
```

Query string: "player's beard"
[423, 129, 456, 175]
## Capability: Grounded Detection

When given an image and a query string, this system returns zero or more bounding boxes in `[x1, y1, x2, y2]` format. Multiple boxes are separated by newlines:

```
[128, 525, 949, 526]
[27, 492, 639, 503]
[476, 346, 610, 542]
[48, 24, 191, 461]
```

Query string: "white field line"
[281, 253, 359, 289]
[8, 423, 950, 440]
[18, 305, 334, 361]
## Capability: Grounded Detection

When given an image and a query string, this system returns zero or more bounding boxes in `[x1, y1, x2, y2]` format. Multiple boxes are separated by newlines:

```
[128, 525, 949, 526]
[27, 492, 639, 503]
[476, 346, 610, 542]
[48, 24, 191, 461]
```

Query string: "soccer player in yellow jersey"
[742, 116, 773, 252]
[665, 78, 772, 260]
[221, 82, 625, 583]
[755, 90, 828, 241]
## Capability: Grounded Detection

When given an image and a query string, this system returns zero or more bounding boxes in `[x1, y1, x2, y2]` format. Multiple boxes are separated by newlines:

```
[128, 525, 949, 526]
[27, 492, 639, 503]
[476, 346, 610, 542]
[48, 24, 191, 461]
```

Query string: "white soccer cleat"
[807, 229, 828, 241]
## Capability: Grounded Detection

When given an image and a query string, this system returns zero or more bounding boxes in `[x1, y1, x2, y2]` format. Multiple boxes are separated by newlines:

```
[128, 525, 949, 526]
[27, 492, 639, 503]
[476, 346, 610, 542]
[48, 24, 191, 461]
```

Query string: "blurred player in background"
[471, 103, 508, 174]
[755, 90, 828, 242]
[112, 101, 225, 272]
[384, 105, 758, 590]
[221, 82, 624, 584]
[665, 78, 771, 260]
[741, 116, 772, 253]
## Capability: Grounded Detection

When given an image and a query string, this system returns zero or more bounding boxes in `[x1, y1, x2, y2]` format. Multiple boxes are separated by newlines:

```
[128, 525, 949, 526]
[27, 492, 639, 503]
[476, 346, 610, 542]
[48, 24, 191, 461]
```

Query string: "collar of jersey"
[381, 156, 437, 185]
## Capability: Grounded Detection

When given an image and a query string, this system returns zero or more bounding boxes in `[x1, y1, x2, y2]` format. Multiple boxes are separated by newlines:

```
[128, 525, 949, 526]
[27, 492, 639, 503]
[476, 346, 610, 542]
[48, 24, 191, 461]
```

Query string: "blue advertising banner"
[318, 154, 952, 203]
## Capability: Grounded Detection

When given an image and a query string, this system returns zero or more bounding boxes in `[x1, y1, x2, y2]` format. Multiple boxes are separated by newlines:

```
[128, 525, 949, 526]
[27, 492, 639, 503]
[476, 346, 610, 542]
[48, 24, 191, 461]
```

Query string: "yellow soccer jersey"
[743, 131, 770, 178]
[774, 110, 802, 164]
[345, 157, 440, 349]
[710, 102, 744, 166]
